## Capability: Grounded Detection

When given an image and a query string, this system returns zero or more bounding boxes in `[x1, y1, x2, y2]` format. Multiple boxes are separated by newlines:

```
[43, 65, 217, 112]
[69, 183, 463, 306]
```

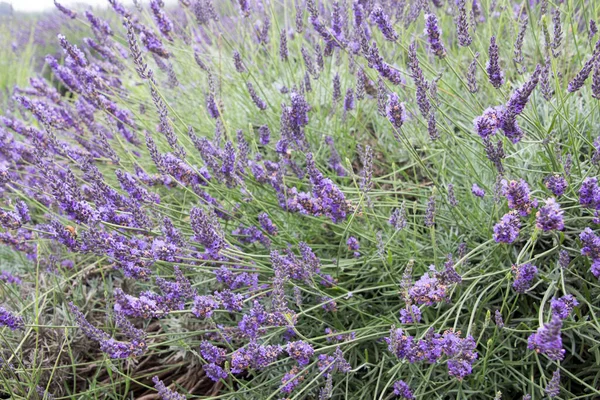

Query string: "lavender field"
[0, 0, 599, 398]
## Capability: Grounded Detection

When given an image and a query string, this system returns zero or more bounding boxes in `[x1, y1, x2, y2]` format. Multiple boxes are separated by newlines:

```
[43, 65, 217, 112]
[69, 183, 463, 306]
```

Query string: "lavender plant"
[0, 1, 600, 399]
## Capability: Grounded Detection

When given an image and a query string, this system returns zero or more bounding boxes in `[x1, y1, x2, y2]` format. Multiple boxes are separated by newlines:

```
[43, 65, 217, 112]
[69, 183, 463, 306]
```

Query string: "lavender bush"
[1, 0, 600, 399]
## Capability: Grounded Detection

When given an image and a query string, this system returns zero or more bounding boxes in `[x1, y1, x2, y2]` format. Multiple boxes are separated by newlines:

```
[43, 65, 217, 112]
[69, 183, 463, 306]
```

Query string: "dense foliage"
[1, 0, 600, 399]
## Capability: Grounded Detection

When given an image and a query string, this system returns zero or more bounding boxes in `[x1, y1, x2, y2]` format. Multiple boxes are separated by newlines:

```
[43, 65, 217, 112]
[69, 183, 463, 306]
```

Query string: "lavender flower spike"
[386, 93, 406, 129]
[424, 13, 446, 58]
[527, 314, 565, 361]
[0, 306, 24, 330]
[370, 7, 398, 41]
[493, 212, 520, 244]
[456, 0, 472, 46]
[568, 44, 599, 92]
[486, 36, 504, 88]
[536, 198, 564, 231]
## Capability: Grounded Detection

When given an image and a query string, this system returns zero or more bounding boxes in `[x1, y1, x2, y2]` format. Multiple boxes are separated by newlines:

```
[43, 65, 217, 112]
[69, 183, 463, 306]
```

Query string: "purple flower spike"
[370, 7, 398, 41]
[579, 227, 600, 279]
[579, 177, 600, 209]
[545, 175, 567, 197]
[512, 263, 537, 293]
[424, 14, 445, 58]
[486, 36, 504, 88]
[393, 380, 414, 399]
[493, 212, 520, 244]
[545, 369, 561, 398]
[471, 184, 485, 198]
[550, 295, 579, 319]
[399, 305, 422, 324]
[54, 0, 77, 18]
[536, 198, 564, 231]
[473, 107, 502, 139]
[0, 307, 24, 330]
[152, 376, 186, 400]
[456, 0, 472, 46]
[527, 314, 565, 361]
[286, 340, 314, 366]
[502, 179, 536, 216]
[386, 93, 406, 129]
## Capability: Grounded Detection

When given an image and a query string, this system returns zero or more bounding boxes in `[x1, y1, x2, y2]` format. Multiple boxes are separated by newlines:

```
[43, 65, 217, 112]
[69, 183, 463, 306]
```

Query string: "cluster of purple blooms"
[579, 227, 600, 278]
[512, 263, 538, 293]
[2, 1, 600, 398]
[527, 314, 565, 361]
[386, 327, 478, 380]
[0, 306, 24, 330]
[406, 260, 461, 306]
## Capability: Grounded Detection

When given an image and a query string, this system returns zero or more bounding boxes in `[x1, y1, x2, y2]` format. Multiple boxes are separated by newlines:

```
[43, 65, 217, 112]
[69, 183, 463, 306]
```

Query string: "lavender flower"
[204, 363, 228, 381]
[495, 310, 504, 328]
[281, 367, 303, 394]
[258, 212, 278, 235]
[0, 270, 21, 285]
[558, 250, 571, 269]
[447, 184, 458, 207]
[399, 305, 422, 324]
[408, 42, 430, 118]
[206, 94, 220, 119]
[192, 295, 219, 318]
[474, 107, 502, 138]
[513, 16, 528, 73]
[567, 46, 599, 92]
[389, 204, 407, 231]
[54, 0, 77, 18]
[286, 340, 315, 366]
[590, 19, 598, 40]
[503, 64, 541, 115]
[472, 184, 485, 198]
[550, 294, 578, 319]
[384, 93, 406, 129]
[467, 53, 479, 93]
[343, 88, 355, 113]
[247, 82, 267, 110]
[0, 307, 24, 330]
[150, 0, 174, 39]
[408, 272, 448, 305]
[333, 73, 341, 103]
[152, 376, 186, 400]
[393, 380, 414, 399]
[527, 314, 565, 360]
[545, 369, 561, 398]
[325, 135, 346, 176]
[280, 29, 288, 61]
[592, 59, 600, 99]
[370, 7, 398, 41]
[579, 177, 600, 209]
[347, 236, 360, 258]
[503, 179, 536, 216]
[425, 195, 436, 227]
[456, 0, 472, 46]
[493, 212, 520, 244]
[295, 3, 304, 33]
[579, 227, 600, 278]
[512, 263, 537, 293]
[486, 36, 504, 88]
[424, 13, 446, 58]
[545, 175, 567, 197]
[233, 51, 246, 73]
[231, 341, 283, 373]
[551, 9, 562, 58]
[190, 207, 225, 255]
[536, 198, 564, 231]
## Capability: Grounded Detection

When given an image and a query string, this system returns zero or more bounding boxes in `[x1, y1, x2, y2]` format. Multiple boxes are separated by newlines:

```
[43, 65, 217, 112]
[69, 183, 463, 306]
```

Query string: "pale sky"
[10, 0, 109, 12]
